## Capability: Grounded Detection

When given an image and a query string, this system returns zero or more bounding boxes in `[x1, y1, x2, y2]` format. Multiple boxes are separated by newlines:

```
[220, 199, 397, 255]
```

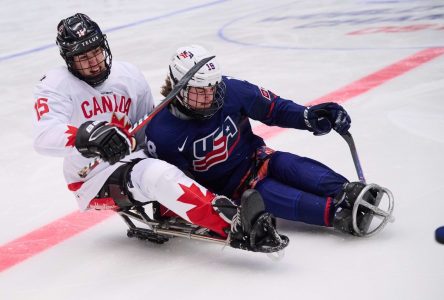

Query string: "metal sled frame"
[118, 202, 289, 255]
[118, 203, 227, 246]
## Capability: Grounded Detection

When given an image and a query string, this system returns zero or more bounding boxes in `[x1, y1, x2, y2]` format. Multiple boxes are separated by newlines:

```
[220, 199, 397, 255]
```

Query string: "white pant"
[128, 158, 214, 224]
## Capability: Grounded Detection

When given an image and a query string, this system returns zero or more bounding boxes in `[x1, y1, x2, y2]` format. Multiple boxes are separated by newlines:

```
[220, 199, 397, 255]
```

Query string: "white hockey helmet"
[169, 45, 225, 119]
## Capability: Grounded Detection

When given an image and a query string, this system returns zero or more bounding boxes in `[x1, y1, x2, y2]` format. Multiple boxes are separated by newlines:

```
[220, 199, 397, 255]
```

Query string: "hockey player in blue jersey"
[145, 45, 387, 236]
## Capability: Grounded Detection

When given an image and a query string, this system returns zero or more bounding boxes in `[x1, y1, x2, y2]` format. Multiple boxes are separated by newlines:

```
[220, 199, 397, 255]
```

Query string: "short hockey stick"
[78, 55, 215, 178]
[341, 132, 366, 184]
[341, 132, 395, 236]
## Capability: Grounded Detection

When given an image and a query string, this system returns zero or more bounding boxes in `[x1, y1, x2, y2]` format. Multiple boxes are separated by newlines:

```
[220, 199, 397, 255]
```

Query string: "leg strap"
[96, 159, 144, 209]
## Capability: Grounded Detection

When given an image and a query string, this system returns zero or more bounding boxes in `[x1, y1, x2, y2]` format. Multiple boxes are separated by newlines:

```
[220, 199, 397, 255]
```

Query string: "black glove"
[303, 102, 351, 135]
[75, 121, 134, 164]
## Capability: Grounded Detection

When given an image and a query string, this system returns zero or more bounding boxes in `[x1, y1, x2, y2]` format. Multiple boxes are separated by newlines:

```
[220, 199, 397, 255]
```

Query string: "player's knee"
[144, 159, 182, 180]
[132, 158, 185, 193]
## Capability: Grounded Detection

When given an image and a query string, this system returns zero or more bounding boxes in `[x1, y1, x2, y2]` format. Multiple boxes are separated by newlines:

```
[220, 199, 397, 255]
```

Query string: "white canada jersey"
[33, 61, 155, 210]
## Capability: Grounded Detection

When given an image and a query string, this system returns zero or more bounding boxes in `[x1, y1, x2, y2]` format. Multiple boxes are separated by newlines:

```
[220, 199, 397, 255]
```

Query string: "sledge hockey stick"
[78, 55, 215, 178]
[341, 131, 395, 236]
[341, 132, 366, 184]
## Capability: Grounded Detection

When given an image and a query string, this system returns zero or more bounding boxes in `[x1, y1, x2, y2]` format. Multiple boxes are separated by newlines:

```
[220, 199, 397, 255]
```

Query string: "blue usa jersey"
[145, 76, 307, 196]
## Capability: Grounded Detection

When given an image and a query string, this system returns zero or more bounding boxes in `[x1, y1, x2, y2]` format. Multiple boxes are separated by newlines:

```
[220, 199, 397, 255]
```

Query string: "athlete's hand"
[75, 121, 135, 164]
[303, 102, 351, 135]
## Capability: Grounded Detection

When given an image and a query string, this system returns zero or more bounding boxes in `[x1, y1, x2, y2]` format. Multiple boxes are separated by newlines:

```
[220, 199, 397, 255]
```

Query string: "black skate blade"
[240, 189, 266, 234]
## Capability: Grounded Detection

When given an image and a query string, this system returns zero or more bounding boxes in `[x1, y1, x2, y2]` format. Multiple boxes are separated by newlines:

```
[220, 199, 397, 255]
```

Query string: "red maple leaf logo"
[177, 183, 228, 237]
[177, 183, 215, 208]
[65, 125, 78, 147]
[110, 113, 131, 131]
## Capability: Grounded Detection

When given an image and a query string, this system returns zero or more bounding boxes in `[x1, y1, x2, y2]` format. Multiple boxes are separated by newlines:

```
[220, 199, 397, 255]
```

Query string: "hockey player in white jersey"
[32, 13, 288, 253]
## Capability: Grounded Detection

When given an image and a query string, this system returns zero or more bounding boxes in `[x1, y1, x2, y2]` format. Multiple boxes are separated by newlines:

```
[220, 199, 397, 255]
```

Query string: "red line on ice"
[1, 47, 443, 272]
[0, 210, 114, 272]
[253, 47, 444, 139]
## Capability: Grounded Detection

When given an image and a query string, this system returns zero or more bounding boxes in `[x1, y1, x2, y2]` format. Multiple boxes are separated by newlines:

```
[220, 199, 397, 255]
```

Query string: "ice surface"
[1, 1, 443, 299]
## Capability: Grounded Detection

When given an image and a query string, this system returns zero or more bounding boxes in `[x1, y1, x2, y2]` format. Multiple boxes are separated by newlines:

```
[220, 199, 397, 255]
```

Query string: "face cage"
[65, 39, 112, 87]
[178, 81, 226, 120]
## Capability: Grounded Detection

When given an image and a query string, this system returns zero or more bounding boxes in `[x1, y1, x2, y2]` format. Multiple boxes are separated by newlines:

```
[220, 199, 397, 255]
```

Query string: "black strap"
[97, 158, 144, 208]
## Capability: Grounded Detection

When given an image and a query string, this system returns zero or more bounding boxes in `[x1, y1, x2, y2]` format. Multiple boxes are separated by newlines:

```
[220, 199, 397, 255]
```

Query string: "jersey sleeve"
[228, 77, 308, 130]
[33, 80, 78, 157]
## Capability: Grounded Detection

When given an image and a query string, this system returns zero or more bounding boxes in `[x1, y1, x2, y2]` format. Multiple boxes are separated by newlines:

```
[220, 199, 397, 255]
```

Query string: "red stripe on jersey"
[266, 101, 276, 119]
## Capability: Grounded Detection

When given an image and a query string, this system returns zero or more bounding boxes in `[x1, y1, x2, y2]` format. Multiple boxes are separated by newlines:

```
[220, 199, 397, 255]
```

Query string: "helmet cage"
[168, 47, 225, 120]
[64, 37, 112, 86]
[177, 81, 226, 120]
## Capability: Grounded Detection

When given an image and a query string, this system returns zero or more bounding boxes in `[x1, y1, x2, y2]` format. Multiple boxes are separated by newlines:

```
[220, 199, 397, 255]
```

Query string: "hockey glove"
[75, 121, 135, 164]
[304, 102, 351, 135]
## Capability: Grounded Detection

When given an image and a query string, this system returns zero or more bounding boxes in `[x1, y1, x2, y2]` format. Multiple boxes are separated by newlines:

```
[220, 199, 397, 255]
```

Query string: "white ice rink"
[1, 1, 443, 299]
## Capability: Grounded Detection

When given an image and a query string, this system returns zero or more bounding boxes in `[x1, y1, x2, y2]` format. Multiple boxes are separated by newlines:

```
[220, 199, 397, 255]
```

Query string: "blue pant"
[255, 151, 348, 226]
